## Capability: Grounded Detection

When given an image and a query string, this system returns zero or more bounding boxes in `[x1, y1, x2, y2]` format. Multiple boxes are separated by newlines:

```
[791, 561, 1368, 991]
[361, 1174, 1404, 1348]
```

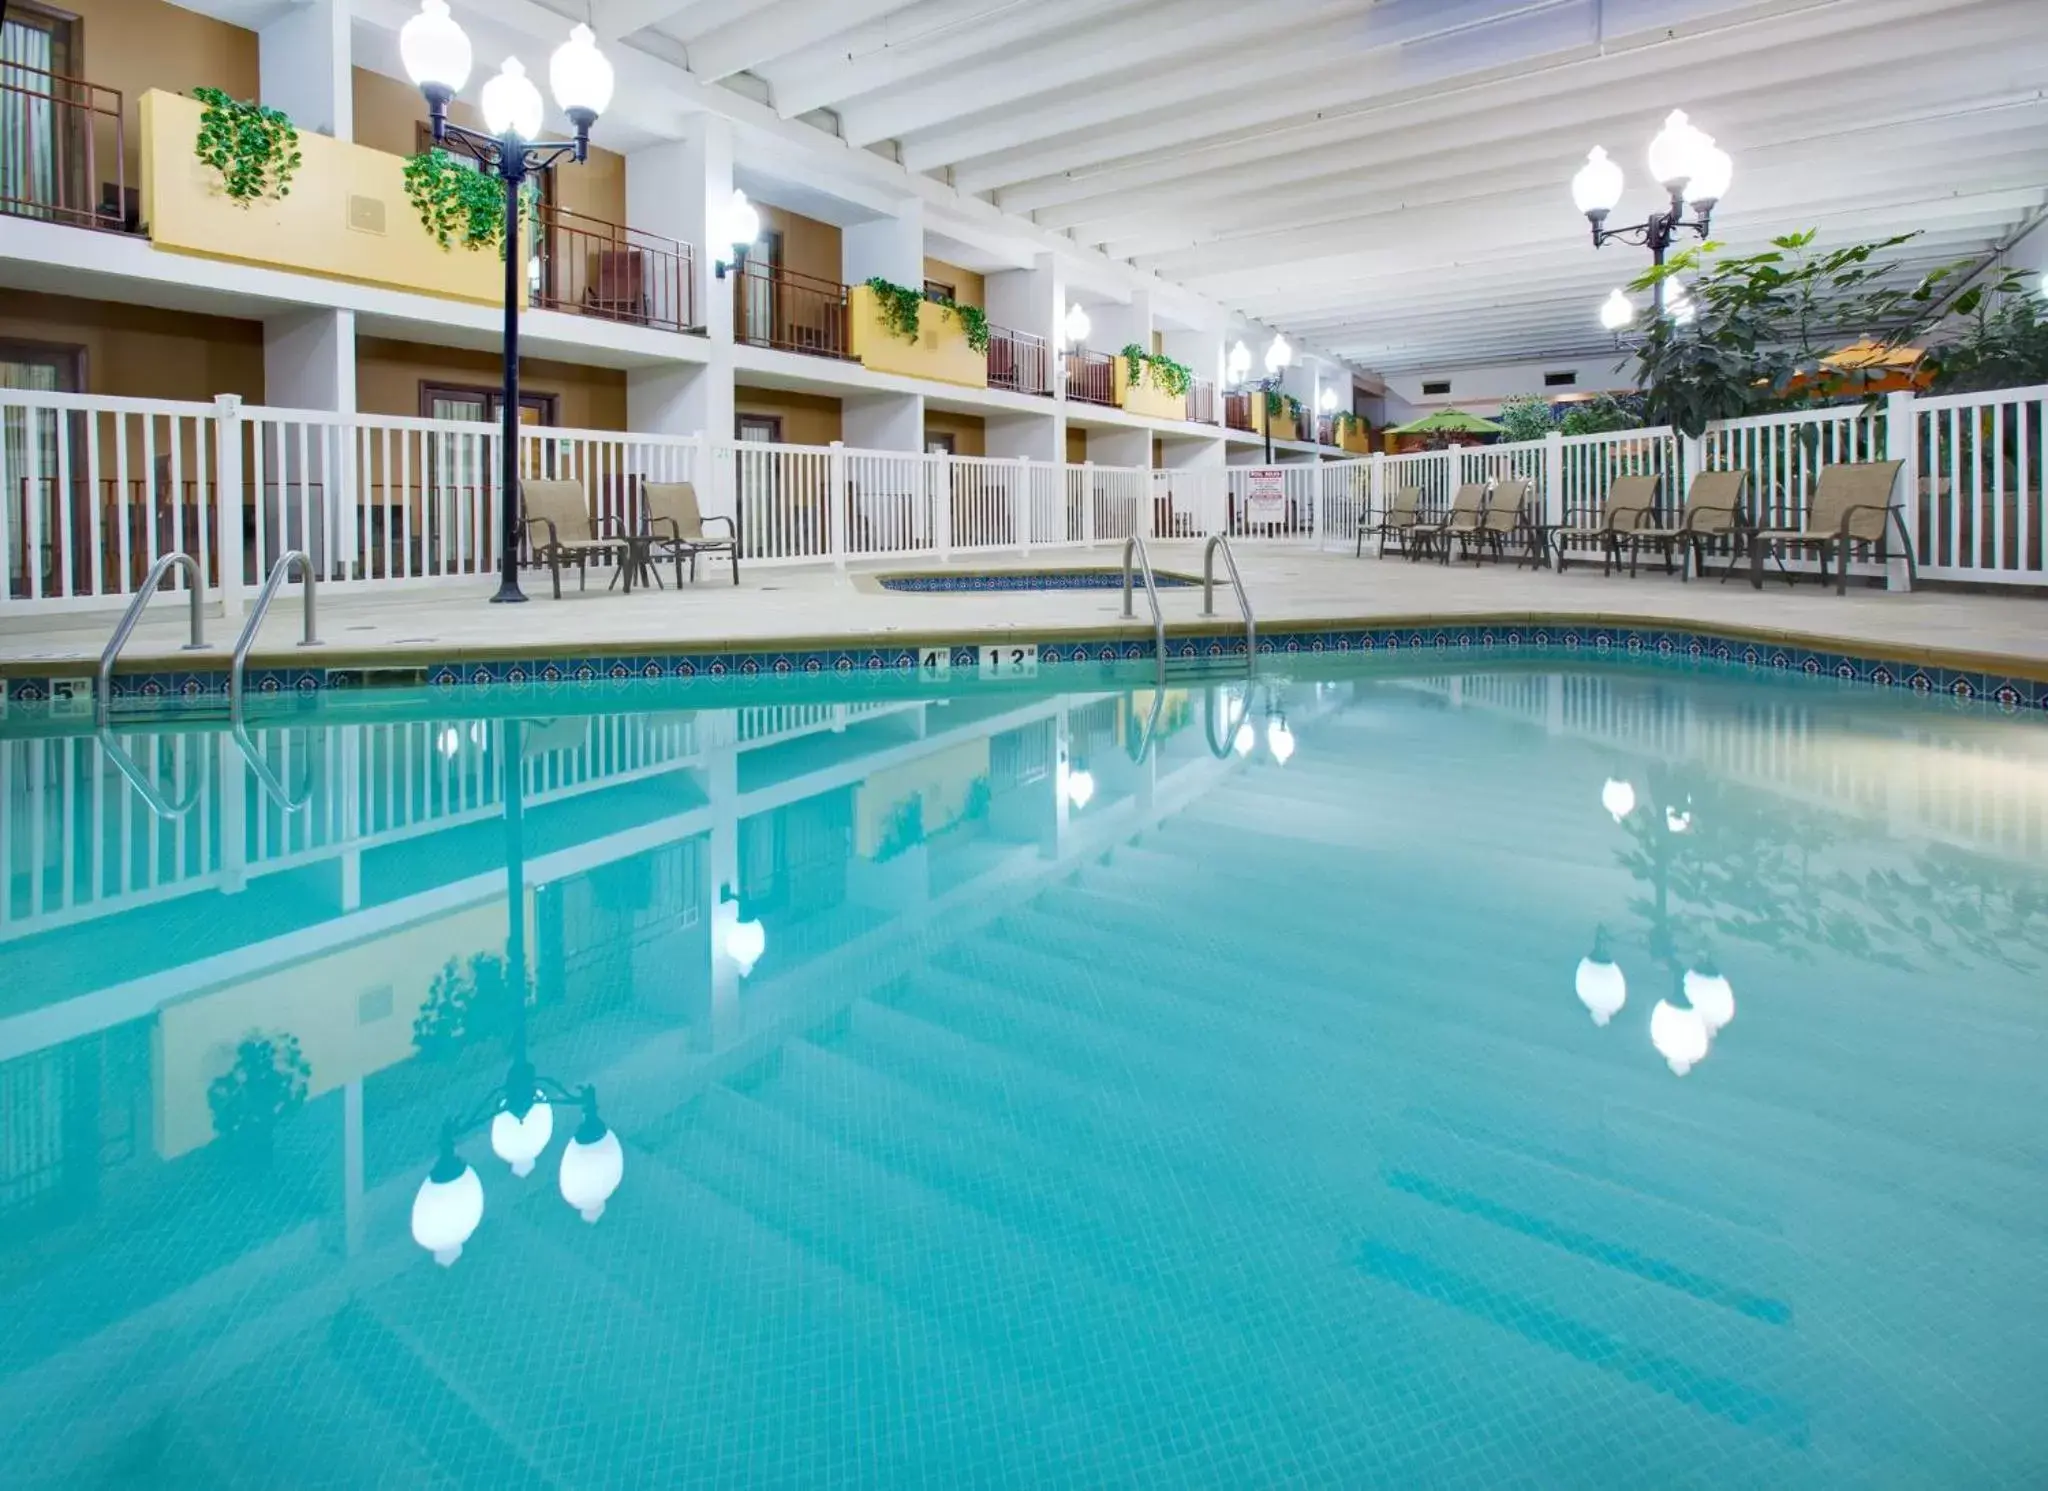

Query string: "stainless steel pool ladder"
[1120, 535, 1167, 687]
[230, 550, 322, 725]
[96, 552, 209, 726]
[1202, 535, 1257, 657]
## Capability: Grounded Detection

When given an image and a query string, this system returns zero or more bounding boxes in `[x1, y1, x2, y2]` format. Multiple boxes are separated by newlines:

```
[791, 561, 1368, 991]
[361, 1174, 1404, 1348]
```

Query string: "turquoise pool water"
[2, 658, 2045, 1488]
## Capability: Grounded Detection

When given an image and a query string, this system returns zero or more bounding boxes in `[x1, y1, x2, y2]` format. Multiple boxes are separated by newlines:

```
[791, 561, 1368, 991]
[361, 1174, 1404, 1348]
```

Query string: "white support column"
[1884, 390, 1918, 592]
[629, 118, 735, 346]
[1544, 431, 1566, 528]
[262, 309, 357, 579]
[827, 441, 848, 568]
[842, 198, 924, 288]
[212, 394, 245, 616]
[259, 0, 351, 140]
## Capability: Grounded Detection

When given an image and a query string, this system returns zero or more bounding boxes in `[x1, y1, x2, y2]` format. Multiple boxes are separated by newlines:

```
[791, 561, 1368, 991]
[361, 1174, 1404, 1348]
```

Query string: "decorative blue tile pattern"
[879, 570, 1199, 592]
[15, 621, 2048, 720]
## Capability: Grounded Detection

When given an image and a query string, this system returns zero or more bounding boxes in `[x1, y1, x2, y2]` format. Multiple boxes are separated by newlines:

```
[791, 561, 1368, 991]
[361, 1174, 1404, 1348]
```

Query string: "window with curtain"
[0, 13, 60, 218]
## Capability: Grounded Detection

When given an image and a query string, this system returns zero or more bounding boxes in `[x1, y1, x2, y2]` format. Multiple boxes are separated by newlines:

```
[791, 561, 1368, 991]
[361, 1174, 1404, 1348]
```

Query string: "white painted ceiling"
[388, 0, 2048, 376]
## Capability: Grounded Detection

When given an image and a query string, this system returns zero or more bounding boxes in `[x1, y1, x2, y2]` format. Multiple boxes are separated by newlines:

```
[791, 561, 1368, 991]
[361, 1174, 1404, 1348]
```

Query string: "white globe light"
[490, 1099, 554, 1178]
[1688, 140, 1732, 203]
[1264, 335, 1293, 373]
[480, 57, 545, 141]
[1600, 289, 1636, 332]
[1572, 146, 1625, 215]
[1602, 777, 1636, 821]
[559, 1120, 624, 1223]
[411, 1155, 484, 1266]
[1648, 109, 1709, 188]
[1062, 302, 1092, 346]
[437, 726, 461, 759]
[1576, 954, 1627, 1026]
[1266, 718, 1296, 764]
[400, 0, 472, 96]
[1651, 998, 1710, 1076]
[1684, 966, 1735, 1033]
[1227, 340, 1252, 381]
[549, 23, 613, 122]
[1318, 386, 1338, 413]
[1666, 806, 1693, 834]
[1233, 721, 1255, 757]
[724, 189, 760, 257]
[1064, 766, 1096, 810]
[724, 914, 765, 977]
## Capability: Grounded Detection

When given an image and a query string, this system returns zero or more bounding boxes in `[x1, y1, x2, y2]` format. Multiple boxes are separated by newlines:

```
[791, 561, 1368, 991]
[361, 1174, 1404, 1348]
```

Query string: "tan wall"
[1066, 426, 1088, 463]
[55, 0, 259, 196]
[0, 291, 262, 401]
[349, 68, 627, 224]
[922, 257, 985, 308]
[736, 387, 842, 446]
[357, 337, 627, 429]
[758, 205, 842, 286]
[925, 410, 986, 456]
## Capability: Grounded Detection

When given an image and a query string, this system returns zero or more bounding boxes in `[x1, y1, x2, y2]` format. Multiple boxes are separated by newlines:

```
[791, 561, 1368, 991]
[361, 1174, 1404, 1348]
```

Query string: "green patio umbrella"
[1386, 409, 1508, 436]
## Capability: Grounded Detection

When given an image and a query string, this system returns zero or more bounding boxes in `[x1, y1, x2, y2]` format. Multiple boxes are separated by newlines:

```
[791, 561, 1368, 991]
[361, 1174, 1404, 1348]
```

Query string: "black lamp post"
[400, 1, 614, 604]
[1571, 111, 1733, 315]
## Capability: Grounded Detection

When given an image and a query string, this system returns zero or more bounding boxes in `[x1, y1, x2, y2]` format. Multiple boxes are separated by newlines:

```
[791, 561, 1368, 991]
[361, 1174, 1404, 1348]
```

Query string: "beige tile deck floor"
[3, 545, 2044, 679]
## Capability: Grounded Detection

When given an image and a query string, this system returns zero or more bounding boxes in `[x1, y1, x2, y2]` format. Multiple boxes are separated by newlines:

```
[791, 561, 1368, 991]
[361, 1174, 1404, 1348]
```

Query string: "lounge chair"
[643, 481, 740, 585]
[1409, 483, 1488, 563]
[1625, 470, 1749, 580]
[519, 479, 625, 600]
[1359, 485, 1425, 558]
[1749, 460, 1912, 593]
[1551, 474, 1660, 574]
[1458, 478, 1532, 564]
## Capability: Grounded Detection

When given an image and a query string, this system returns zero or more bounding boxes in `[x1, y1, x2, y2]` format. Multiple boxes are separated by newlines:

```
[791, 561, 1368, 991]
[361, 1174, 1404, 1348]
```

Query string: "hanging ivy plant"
[403, 149, 538, 257]
[865, 277, 927, 341]
[945, 300, 991, 354]
[1118, 343, 1194, 398]
[191, 87, 301, 206]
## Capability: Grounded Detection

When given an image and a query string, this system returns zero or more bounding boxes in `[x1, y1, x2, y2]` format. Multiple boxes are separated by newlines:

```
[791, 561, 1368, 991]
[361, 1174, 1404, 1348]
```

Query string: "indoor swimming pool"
[1, 658, 2043, 1488]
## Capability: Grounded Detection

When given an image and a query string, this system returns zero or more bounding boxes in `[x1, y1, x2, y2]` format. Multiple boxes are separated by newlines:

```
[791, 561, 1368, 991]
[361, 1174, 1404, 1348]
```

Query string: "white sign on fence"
[1244, 468, 1288, 524]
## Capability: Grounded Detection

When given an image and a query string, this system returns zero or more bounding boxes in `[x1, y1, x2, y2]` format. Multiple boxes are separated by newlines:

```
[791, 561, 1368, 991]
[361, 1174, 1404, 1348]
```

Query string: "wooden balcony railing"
[1065, 350, 1117, 407]
[989, 324, 1052, 396]
[532, 205, 696, 333]
[732, 261, 852, 359]
[0, 67, 133, 232]
[1186, 378, 1217, 425]
[1224, 392, 1253, 432]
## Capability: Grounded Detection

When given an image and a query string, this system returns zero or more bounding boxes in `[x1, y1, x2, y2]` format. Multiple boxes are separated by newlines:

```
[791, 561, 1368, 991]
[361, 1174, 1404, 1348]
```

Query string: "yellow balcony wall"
[1338, 423, 1374, 454]
[140, 89, 519, 307]
[1252, 393, 1301, 442]
[847, 285, 987, 388]
[1114, 356, 1186, 421]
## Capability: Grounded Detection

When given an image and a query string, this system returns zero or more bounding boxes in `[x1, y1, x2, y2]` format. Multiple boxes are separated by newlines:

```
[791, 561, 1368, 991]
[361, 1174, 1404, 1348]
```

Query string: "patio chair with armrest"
[1551, 474, 1660, 575]
[1460, 478, 1532, 563]
[1749, 460, 1911, 594]
[1359, 485, 1426, 558]
[520, 479, 625, 600]
[1625, 469, 1749, 580]
[643, 481, 740, 585]
[1409, 483, 1488, 563]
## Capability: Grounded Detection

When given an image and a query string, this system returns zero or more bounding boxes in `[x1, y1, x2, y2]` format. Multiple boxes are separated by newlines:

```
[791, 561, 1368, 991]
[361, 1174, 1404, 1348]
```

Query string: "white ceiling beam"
[598, 0, 708, 42]
[966, 0, 1994, 204]
[683, 0, 907, 84]
[895, 0, 1589, 172]
[837, 0, 1362, 150]
[764, 0, 1142, 121]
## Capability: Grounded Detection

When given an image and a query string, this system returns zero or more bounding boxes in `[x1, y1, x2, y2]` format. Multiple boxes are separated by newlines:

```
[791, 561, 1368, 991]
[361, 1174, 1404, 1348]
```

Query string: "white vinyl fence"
[7, 384, 2048, 614]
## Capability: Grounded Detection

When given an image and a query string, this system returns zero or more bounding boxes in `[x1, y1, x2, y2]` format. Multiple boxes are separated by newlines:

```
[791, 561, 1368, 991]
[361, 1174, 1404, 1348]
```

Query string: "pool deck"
[3, 545, 2044, 681]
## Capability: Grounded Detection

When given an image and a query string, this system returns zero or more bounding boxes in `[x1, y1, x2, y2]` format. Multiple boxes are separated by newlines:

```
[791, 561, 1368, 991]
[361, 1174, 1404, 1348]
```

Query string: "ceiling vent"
[1421, 379, 1450, 396]
[1544, 370, 1578, 388]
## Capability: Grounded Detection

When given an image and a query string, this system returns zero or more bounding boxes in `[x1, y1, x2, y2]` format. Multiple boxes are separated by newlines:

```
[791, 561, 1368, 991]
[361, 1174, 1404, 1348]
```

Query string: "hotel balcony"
[530, 206, 698, 335]
[0, 67, 138, 233]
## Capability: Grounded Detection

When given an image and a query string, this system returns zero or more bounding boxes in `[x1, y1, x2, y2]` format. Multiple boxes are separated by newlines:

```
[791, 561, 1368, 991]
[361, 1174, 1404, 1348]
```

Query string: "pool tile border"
[9, 620, 2047, 717]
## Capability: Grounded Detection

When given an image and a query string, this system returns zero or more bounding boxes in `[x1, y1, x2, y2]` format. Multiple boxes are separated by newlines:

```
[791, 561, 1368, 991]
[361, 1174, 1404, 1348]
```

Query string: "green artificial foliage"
[403, 149, 536, 256]
[1494, 394, 1559, 443]
[1558, 393, 1645, 436]
[865, 277, 927, 341]
[1626, 229, 1986, 437]
[1118, 343, 1194, 398]
[950, 300, 992, 354]
[1927, 287, 2048, 393]
[205, 1031, 311, 1149]
[191, 87, 300, 205]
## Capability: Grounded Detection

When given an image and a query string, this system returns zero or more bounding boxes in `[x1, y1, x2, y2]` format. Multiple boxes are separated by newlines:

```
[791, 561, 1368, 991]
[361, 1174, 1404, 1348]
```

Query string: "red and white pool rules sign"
[1243, 468, 1288, 524]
